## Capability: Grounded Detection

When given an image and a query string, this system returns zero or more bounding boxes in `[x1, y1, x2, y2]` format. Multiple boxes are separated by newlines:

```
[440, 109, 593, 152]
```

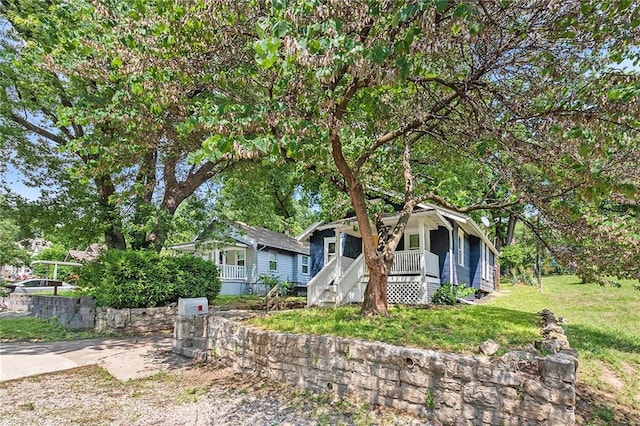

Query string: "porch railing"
[363, 250, 440, 278]
[219, 264, 246, 280]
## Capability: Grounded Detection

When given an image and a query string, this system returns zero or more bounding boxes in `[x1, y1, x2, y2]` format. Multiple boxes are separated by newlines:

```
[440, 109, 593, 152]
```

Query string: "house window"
[409, 234, 420, 250]
[457, 229, 465, 266]
[237, 250, 245, 267]
[301, 255, 309, 275]
[269, 251, 277, 271]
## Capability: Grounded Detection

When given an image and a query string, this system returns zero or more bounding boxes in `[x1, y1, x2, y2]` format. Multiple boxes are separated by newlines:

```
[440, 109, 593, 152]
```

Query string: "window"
[324, 237, 337, 264]
[237, 250, 245, 267]
[457, 229, 465, 266]
[301, 255, 309, 275]
[268, 251, 277, 271]
[409, 234, 420, 250]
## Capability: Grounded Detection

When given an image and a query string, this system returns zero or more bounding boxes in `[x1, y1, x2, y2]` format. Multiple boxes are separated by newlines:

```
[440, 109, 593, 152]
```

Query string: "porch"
[218, 264, 247, 281]
[362, 249, 440, 278]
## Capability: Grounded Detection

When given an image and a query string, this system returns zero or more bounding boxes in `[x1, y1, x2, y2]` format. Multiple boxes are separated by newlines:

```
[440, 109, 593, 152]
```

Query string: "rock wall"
[6, 294, 95, 329]
[5, 293, 32, 312]
[95, 306, 177, 335]
[173, 311, 578, 425]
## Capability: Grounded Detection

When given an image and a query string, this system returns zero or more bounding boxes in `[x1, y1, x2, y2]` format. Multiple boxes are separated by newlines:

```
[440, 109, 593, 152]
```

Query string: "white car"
[5, 279, 77, 294]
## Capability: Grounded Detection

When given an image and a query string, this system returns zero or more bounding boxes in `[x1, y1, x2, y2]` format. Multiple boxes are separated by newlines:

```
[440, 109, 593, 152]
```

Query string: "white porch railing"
[336, 254, 366, 305]
[219, 264, 246, 281]
[363, 250, 440, 278]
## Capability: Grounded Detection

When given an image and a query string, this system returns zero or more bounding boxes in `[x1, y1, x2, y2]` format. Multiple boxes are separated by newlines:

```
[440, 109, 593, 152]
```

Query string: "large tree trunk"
[95, 175, 127, 250]
[361, 257, 392, 316]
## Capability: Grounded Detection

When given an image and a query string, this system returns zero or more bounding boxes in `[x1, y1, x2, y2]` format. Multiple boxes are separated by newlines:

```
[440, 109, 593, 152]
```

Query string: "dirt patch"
[0, 364, 423, 425]
[575, 381, 640, 426]
[600, 362, 625, 390]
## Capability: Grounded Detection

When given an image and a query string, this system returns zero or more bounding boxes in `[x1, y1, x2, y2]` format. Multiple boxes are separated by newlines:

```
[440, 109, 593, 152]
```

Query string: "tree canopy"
[2, 1, 638, 315]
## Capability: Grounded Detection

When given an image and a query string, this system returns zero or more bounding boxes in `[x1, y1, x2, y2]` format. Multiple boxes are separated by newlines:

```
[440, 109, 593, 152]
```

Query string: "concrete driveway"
[0, 332, 194, 382]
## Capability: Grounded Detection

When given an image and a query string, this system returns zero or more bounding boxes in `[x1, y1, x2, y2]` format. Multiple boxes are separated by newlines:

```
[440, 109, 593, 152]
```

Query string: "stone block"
[436, 390, 462, 409]
[523, 378, 550, 402]
[399, 383, 429, 405]
[479, 339, 500, 356]
[538, 353, 578, 383]
[520, 399, 552, 422]
[435, 378, 463, 392]
[547, 406, 575, 424]
[462, 382, 500, 407]
[435, 406, 462, 426]
[399, 364, 435, 387]
[476, 366, 522, 386]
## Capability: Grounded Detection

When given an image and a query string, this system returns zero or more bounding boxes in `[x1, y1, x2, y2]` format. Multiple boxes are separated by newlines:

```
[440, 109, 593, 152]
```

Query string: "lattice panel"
[387, 281, 423, 305]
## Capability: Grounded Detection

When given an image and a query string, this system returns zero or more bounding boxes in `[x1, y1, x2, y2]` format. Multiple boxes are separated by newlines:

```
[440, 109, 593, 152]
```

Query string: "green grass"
[249, 303, 540, 354]
[0, 317, 104, 342]
[488, 275, 640, 422]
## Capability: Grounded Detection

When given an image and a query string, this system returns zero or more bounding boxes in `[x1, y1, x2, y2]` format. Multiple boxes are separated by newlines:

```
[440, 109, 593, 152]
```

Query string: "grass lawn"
[488, 275, 640, 424]
[250, 303, 541, 355]
[0, 316, 104, 342]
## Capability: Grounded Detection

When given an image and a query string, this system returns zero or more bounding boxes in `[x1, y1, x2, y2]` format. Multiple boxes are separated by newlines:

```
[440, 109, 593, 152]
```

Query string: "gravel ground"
[0, 364, 425, 425]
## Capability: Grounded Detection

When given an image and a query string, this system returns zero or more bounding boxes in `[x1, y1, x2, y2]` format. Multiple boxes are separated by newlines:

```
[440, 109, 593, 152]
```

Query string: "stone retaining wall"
[95, 306, 177, 334]
[4, 293, 177, 334]
[173, 310, 578, 425]
[5, 294, 95, 329]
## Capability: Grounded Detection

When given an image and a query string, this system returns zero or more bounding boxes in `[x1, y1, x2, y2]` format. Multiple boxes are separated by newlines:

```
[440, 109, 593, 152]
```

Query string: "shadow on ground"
[576, 382, 640, 426]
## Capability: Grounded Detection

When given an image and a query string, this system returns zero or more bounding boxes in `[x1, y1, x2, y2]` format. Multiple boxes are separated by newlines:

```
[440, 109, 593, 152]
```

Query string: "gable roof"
[171, 221, 309, 255]
[231, 222, 309, 255]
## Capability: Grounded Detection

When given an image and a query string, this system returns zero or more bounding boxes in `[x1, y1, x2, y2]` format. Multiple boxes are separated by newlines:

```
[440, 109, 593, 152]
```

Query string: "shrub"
[79, 249, 221, 308]
[432, 283, 476, 305]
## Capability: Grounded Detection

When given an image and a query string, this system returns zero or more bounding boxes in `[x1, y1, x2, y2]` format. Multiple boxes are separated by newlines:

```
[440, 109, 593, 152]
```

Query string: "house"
[169, 222, 311, 295]
[65, 244, 102, 263]
[299, 204, 498, 307]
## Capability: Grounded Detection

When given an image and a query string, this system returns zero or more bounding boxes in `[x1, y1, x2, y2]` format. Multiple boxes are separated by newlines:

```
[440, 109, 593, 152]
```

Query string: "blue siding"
[256, 248, 298, 284]
[342, 234, 362, 259]
[430, 226, 450, 284]
[454, 223, 471, 286]
[310, 229, 334, 276]
[468, 235, 482, 289]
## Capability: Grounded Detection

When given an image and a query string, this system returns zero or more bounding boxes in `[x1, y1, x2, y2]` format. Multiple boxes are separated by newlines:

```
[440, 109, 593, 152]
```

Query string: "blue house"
[170, 222, 310, 295]
[298, 204, 498, 307]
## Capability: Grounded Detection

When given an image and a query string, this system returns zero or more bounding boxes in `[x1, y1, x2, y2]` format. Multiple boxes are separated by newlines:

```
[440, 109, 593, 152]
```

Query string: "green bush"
[431, 283, 476, 305]
[79, 249, 221, 308]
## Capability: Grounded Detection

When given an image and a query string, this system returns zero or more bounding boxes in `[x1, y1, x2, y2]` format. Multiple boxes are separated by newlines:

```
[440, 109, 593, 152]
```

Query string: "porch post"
[336, 228, 343, 279]
[418, 220, 426, 279]
[449, 228, 456, 284]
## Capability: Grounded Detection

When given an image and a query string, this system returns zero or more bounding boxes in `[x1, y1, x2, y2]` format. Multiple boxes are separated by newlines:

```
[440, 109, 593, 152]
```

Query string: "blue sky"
[2, 163, 44, 201]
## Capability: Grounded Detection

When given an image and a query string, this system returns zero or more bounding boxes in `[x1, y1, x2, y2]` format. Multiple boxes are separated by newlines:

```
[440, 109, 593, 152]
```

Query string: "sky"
[2, 163, 45, 201]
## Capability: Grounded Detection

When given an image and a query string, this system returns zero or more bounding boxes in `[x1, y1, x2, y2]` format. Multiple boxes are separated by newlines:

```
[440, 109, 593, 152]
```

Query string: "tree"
[211, 162, 319, 236]
[0, 0, 262, 251]
[0, 196, 30, 267]
[187, 1, 639, 315]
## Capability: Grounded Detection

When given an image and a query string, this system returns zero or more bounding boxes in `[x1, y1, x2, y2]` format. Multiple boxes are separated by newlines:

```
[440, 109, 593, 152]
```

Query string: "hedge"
[80, 249, 221, 308]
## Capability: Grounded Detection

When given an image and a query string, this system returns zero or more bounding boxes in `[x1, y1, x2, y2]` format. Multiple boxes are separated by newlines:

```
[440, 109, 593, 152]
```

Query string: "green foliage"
[431, 283, 476, 305]
[80, 249, 221, 308]
[499, 243, 537, 286]
[259, 273, 295, 296]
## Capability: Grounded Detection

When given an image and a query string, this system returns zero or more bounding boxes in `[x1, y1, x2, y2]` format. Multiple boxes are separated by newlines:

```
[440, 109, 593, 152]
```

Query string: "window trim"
[268, 250, 278, 271]
[301, 255, 309, 275]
